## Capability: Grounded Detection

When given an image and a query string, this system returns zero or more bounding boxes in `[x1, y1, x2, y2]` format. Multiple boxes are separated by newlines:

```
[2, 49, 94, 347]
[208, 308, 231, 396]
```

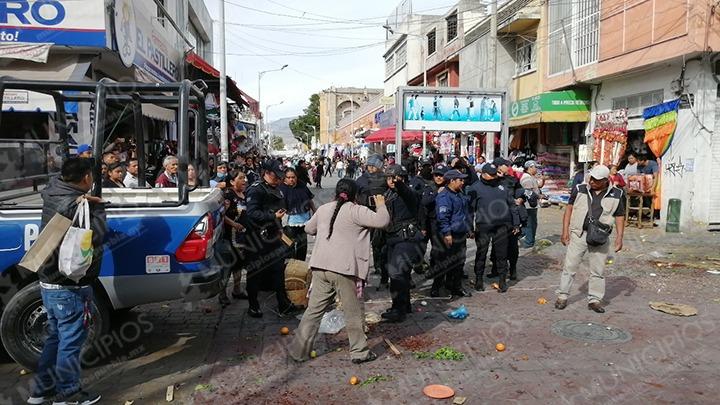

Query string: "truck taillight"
[175, 213, 214, 262]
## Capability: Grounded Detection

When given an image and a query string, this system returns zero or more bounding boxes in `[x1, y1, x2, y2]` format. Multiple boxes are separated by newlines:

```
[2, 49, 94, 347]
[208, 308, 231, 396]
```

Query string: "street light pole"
[265, 101, 284, 153]
[218, 0, 228, 162]
[258, 64, 288, 136]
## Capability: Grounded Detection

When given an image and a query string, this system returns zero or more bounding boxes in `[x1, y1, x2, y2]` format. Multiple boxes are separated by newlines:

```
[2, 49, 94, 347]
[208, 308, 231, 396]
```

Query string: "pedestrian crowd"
[28, 145, 628, 403]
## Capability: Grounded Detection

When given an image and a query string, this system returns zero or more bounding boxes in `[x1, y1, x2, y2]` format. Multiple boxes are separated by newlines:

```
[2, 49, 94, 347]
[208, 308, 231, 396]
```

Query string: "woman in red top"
[609, 165, 626, 189]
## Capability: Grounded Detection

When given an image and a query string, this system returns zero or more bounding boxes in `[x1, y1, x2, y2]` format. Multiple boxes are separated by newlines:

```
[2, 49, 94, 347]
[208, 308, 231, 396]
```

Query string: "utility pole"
[218, 0, 228, 162]
[487, 0, 498, 160]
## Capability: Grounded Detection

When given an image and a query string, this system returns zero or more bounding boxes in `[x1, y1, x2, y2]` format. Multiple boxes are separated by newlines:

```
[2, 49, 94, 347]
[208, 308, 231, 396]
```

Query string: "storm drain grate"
[551, 320, 632, 344]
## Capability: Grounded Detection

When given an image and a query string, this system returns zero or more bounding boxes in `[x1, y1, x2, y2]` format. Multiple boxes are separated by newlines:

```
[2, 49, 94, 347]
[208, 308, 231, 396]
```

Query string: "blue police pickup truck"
[0, 79, 225, 370]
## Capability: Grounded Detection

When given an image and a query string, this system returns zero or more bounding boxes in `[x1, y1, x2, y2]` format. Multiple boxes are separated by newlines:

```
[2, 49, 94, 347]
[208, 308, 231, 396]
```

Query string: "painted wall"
[459, 34, 515, 92]
[590, 59, 717, 227]
[545, 0, 720, 91]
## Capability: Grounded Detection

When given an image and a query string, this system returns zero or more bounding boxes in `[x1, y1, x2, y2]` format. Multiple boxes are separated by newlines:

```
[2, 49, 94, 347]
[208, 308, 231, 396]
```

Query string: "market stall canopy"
[364, 126, 431, 143]
[509, 90, 590, 127]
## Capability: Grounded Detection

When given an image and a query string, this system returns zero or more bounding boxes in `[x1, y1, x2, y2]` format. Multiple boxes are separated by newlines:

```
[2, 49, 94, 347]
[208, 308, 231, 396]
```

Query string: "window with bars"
[612, 90, 664, 116]
[427, 29, 436, 55]
[548, 0, 599, 75]
[385, 55, 395, 77]
[516, 37, 537, 75]
[157, 0, 166, 27]
[446, 12, 458, 42]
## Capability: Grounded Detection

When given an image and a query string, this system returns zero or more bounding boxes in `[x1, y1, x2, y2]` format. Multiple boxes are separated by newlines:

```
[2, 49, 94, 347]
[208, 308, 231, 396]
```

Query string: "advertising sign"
[510, 90, 590, 119]
[113, 0, 180, 82]
[0, 0, 106, 47]
[403, 92, 503, 132]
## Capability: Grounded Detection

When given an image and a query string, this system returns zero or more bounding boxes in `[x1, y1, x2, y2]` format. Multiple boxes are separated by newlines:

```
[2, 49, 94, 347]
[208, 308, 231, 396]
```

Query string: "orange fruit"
[537, 297, 547, 305]
[280, 327, 290, 335]
[495, 343, 506, 352]
[310, 350, 317, 358]
[350, 376, 360, 385]
[491, 283, 500, 290]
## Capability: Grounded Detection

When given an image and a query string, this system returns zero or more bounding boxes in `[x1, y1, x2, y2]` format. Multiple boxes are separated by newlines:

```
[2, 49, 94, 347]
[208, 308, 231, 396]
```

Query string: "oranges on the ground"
[495, 343, 506, 352]
[537, 297, 548, 305]
[350, 376, 360, 385]
[310, 350, 317, 358]
[491, 283, 500, 290]
[280, 327, 290, 335]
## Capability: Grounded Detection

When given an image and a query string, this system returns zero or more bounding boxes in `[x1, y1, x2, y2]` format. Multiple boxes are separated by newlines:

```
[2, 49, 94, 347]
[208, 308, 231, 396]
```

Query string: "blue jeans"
[523, 209, 538, 247]
[32, 286, 93, 397]
[337, 169, 345, 178]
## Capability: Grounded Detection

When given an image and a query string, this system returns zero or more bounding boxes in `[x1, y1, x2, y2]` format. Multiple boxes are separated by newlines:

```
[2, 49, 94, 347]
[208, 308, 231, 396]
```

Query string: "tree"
[289, 93, 320, 147]
[271, 135, 285, 150]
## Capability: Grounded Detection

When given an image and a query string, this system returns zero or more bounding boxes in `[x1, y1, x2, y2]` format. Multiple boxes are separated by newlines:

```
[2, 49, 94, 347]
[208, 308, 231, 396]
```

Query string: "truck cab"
[0, 78, 225, 370]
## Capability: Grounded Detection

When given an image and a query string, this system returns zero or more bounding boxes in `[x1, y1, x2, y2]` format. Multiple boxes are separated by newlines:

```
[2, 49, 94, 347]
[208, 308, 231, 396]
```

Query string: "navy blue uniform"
[467, 177, 520, 291]
[434, 187, 471, 293]
[357, 171, 390, 283]
[384, 180, 423, 319]
[245, 180, 293, 312]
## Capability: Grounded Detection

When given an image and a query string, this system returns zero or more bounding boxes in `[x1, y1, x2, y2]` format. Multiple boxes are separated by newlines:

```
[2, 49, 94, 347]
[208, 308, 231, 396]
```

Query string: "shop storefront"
[509, 89, 591, 204]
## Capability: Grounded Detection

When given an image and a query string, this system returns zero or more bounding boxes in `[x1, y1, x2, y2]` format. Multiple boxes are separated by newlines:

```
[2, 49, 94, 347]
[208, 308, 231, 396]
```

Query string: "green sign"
[510, 89, 590, 118]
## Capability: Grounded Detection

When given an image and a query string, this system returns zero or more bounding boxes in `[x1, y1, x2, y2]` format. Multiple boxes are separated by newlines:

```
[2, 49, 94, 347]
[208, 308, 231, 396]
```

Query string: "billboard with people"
[403, 91, 503, 132]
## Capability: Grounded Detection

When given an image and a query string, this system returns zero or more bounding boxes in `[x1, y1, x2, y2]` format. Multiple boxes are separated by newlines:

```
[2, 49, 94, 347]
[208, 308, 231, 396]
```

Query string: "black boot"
[509, 268, 518, 281]
[498, 275, 508, 293]
[381, 307, 406, 322]
[474, 277, 484, 291]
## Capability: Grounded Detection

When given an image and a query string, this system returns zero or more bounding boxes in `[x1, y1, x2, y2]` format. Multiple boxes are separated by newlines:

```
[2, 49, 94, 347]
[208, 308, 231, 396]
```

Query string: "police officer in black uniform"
[357, 155, 389, 287]
[381, 164, 423, 322]
[245, 160, 300, 318]
[421, 163, 449, 296]
[489, 158, 527, 280]
[409, 158, 433, 276]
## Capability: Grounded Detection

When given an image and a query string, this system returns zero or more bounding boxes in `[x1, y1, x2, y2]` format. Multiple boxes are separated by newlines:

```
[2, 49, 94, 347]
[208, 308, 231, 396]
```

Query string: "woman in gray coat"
[289, 179, 389, 364]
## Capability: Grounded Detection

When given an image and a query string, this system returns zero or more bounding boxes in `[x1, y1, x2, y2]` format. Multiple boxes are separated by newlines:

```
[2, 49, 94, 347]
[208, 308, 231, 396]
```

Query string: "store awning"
[0, 55, 92, 112]
[185, 52, 251, 111]
[0, 55, 91, 82]
[364, 126, 431, 143]
[142, 104, 176, 122]
[509, 89, 591, 127]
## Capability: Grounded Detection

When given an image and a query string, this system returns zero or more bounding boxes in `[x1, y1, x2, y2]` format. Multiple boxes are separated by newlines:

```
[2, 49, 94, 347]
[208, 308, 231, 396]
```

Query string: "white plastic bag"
[318, 309, 346, 334]
[58, 199, 94, 282]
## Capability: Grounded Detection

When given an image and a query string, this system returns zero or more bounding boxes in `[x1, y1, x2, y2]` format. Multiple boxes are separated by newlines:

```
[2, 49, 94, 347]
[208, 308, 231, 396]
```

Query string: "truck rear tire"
[0, 282, 110, 371]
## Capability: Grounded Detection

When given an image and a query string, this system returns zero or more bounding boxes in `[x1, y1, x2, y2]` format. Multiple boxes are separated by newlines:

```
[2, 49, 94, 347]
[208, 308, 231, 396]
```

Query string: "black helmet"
[384, 164, 408, 177]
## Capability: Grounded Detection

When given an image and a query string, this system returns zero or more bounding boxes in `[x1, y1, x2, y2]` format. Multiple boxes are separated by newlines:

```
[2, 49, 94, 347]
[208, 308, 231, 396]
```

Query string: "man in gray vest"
[555, 165, 626, 313]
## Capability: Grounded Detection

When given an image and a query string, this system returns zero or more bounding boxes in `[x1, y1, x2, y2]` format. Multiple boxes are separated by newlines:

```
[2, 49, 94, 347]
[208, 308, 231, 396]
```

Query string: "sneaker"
[247, 307, 263, 318]
[351, 351, 378, 364]
[28, 393, 53, 405]
[554, 299, 568, 310]
[52, 391, 101, 405]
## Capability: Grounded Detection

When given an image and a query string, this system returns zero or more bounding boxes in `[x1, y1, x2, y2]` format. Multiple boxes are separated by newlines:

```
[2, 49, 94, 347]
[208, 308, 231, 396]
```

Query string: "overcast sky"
[205, 0, 459, 121]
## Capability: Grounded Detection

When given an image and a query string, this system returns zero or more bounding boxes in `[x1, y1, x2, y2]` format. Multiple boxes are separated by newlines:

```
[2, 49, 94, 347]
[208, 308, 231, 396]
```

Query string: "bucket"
[666, 198, 681, 233]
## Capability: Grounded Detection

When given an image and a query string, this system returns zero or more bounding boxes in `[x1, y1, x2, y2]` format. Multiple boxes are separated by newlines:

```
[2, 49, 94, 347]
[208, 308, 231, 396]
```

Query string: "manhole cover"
[551, 320, 632, 343]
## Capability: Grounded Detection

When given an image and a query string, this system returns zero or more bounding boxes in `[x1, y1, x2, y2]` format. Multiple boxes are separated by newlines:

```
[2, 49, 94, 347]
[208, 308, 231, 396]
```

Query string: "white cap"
[589, 165, 610, 180]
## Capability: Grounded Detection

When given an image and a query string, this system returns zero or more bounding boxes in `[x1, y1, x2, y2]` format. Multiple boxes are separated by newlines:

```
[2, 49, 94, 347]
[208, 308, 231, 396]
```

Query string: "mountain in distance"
[268, 117, 298, 147]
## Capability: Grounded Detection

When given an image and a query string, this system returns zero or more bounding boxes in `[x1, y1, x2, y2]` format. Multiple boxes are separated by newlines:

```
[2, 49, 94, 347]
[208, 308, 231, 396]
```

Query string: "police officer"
[434, 169, 473, 298]
[357, 155, 389, 287]
[490, 158, 527, 280]
[422, 163, 448, 296]
[381, 164, 423, 322]
[467, 163, 521, 293]
[245, 160, 300, 317]
[409, 158, 434, 276]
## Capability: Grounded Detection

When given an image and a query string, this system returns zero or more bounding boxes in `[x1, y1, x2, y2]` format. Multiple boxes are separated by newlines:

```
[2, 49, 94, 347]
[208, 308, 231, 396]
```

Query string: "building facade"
[539, 0, 720, 228]
[318, 87, 383, 145]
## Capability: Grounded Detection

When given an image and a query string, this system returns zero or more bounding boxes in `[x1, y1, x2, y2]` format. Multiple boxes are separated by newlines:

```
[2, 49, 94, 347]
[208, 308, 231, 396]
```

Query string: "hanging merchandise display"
[537, 146, 574, 205]
[439, 133, 454, 155]
[642, 99, 680, 158]
[592, 109, 628, 165]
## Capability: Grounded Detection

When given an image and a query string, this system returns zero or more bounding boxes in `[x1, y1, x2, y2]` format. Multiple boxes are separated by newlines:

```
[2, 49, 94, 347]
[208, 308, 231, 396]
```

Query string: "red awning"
[185, 53, 252, 110]
[364, 126, 431, 143]
[186, 52, 220, 77]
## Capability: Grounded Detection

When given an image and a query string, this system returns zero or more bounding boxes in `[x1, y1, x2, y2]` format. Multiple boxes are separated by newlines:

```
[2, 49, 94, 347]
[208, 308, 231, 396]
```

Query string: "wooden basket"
[285, 260, 312, 307]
